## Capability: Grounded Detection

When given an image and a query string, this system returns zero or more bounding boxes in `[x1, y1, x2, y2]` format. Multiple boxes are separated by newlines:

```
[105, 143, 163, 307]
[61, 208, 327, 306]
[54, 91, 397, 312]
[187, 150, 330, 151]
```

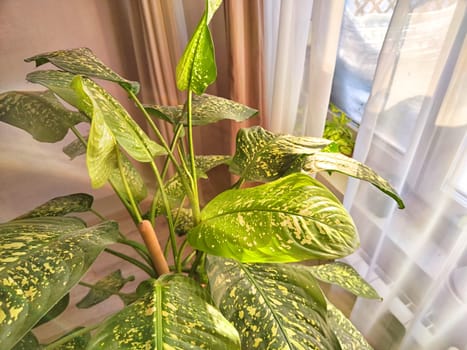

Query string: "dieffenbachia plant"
[0, 1, 404, 349]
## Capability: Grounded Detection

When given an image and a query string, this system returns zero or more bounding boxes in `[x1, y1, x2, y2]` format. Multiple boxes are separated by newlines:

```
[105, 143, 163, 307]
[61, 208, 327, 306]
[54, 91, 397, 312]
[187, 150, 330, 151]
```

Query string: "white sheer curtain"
[266, 0, 466, 349]
[341, 1, 467, 349]
[263, 0, 344, 136]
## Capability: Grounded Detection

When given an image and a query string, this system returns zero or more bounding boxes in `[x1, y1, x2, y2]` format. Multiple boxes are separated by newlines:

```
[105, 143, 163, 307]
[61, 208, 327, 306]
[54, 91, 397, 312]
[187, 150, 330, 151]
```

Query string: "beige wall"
[0, 0, 139, 220]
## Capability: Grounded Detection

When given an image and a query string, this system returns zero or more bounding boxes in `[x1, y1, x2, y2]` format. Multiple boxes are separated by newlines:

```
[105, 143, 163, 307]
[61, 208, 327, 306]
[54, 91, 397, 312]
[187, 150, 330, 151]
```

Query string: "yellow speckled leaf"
[25, 48, 140, 94]
[0, 217, 120, 350]
[206, 256, 342, 349]
[86, 274, 241, 350]
[230, 126, 332, 182]
[188, 173, 359, 263]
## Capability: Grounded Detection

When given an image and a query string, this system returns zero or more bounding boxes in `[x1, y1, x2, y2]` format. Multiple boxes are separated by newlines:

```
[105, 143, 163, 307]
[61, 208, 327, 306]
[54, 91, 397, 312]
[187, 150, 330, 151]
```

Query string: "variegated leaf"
[176, 1, 222, 94]
[206, 255, 341, 349]
[11, 332, 40, 350]
[44, 327, 91, 350]
[63, 137, 87, 160]
[26, 70, 83, 109]
[86, 274, 241, 349]
[14, 193, 93, 220]
[145, 94, 257, 126]
[327, 302, 373, 350]
[25, 48, 140, 94]
[302, 152, 405, 209]
[305, 262, 380, 299]
[230, 126, 332, 182]
[188, 173, 359, 263]
[0, 217, 119, 350]
[35, 293, 69, 327]
[0, 90, 87, 143]
[109, 154, 148, 204]
[77, 270, 135, 309]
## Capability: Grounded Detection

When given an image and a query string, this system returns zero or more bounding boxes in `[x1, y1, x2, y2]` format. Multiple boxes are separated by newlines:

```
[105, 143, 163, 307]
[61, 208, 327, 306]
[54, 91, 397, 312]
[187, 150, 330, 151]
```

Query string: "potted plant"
[323, 103, 355, 157]
[0, 2, 404, 349]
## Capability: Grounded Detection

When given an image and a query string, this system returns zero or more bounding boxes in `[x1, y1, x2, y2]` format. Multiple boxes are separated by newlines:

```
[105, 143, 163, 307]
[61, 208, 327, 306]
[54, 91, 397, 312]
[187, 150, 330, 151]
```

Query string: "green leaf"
[26, 70, 83, 109]
[0, 217, 120, 350]
[87, 274, 241, 350]
[25, 47, 140, 94]
[206, 255, 341, 349]
[62, 137, 87, 160]
[44, 327, 91, 350]
[145, 94, 258, 126]
[35, 294, 70, 327]
[14, 193, 93, 220]
[0, 90, 87, 143]
[70, 76, 165, 188]
[76, 270, 134, 309]
[176, 0, 222, 94]
[302, 152, 405, 209]
[305, 262, 380, 299]
[230, 126, 332, 182]
[189, 173, 359, 263]
[327, 302, 373, 350]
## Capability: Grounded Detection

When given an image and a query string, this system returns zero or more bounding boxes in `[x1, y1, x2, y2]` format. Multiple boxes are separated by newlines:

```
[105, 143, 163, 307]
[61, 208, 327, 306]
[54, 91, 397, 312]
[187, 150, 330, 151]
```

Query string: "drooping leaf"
[76, 270, 135, 309]
[302, 152, 405, 209]
[327, 302, 373, 350]
[0, 90, 87, 143]
[305, 262, 380, 299]
[11, 332, 40, 350]
[26, 70, 83, 109]
[86, 274, 241, 350]
[14, 193, 93, 220]
[0, 217, 120, 350]
[71, 75, 166, 162]
[62, 137, 87, 160]
[188, 173, 359, 263]
[25, 47, 140, 94]
[145, 94, 258, 126]
[206, 255, 341, 349]
[34, 293, 70, 327]
[230, 126, 332, 182]
[176, 0, 222, 94]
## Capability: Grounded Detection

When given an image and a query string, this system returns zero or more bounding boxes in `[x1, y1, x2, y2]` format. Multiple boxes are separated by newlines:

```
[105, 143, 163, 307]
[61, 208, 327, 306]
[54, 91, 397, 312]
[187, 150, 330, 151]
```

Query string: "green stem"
[104, 248, 155, 277]
[89, 208, 106, 221]
[186, 90, 201, 224]
[43, 324, 99, 350]
[176, 239, 189, 273]
[116, 148, 143, 224]
[231, 178, 245, 189]
[117, 237, 153, 267]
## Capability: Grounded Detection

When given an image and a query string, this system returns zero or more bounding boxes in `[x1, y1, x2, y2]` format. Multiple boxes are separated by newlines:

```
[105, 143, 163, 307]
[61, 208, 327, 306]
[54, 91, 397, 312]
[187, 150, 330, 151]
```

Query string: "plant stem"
[104, 248, 155, 277]
[89, 208, 106, 221]
[117, 237, 153, 267]
[138, 220, 170, 276]
[42, 324, 99, 350]
[186, 90, 201, 224]
[176, 239, 189, 273]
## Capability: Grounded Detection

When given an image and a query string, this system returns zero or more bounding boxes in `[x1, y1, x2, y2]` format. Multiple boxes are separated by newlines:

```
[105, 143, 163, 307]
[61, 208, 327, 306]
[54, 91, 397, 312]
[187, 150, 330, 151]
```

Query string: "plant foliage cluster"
[0, 1, 403, 349]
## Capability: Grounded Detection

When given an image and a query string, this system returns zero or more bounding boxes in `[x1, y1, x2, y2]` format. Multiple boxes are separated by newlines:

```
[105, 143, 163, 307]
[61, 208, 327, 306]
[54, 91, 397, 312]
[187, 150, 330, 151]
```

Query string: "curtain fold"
[343, 1, 467, 349]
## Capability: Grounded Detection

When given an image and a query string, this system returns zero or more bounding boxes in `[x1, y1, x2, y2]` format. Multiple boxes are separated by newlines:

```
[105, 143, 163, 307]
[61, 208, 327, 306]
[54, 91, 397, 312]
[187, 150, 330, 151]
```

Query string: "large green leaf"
[302, 152, 405, 208]
[14, 193, 93, 220]
[145, 94, 258, 126]
[86, 274, 241, 349]
[0, 217, 119, 350]
[176, 0, 222, 94]
[0, 90, 87, 142]
[305, 262, 380, 299]
[206, 255, 341, 349]
[70, 76, 165, 187]
[327, 302, 373, 350]
[76, 270, 134, 309]
[230, 126, 332, 182]
[25, 47, 140, 94]
[188, 173, 359, 263]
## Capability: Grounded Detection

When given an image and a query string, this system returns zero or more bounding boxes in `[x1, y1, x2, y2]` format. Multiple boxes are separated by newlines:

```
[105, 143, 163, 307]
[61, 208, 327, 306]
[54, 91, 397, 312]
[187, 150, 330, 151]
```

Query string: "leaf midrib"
[239, 263, 294, 350]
